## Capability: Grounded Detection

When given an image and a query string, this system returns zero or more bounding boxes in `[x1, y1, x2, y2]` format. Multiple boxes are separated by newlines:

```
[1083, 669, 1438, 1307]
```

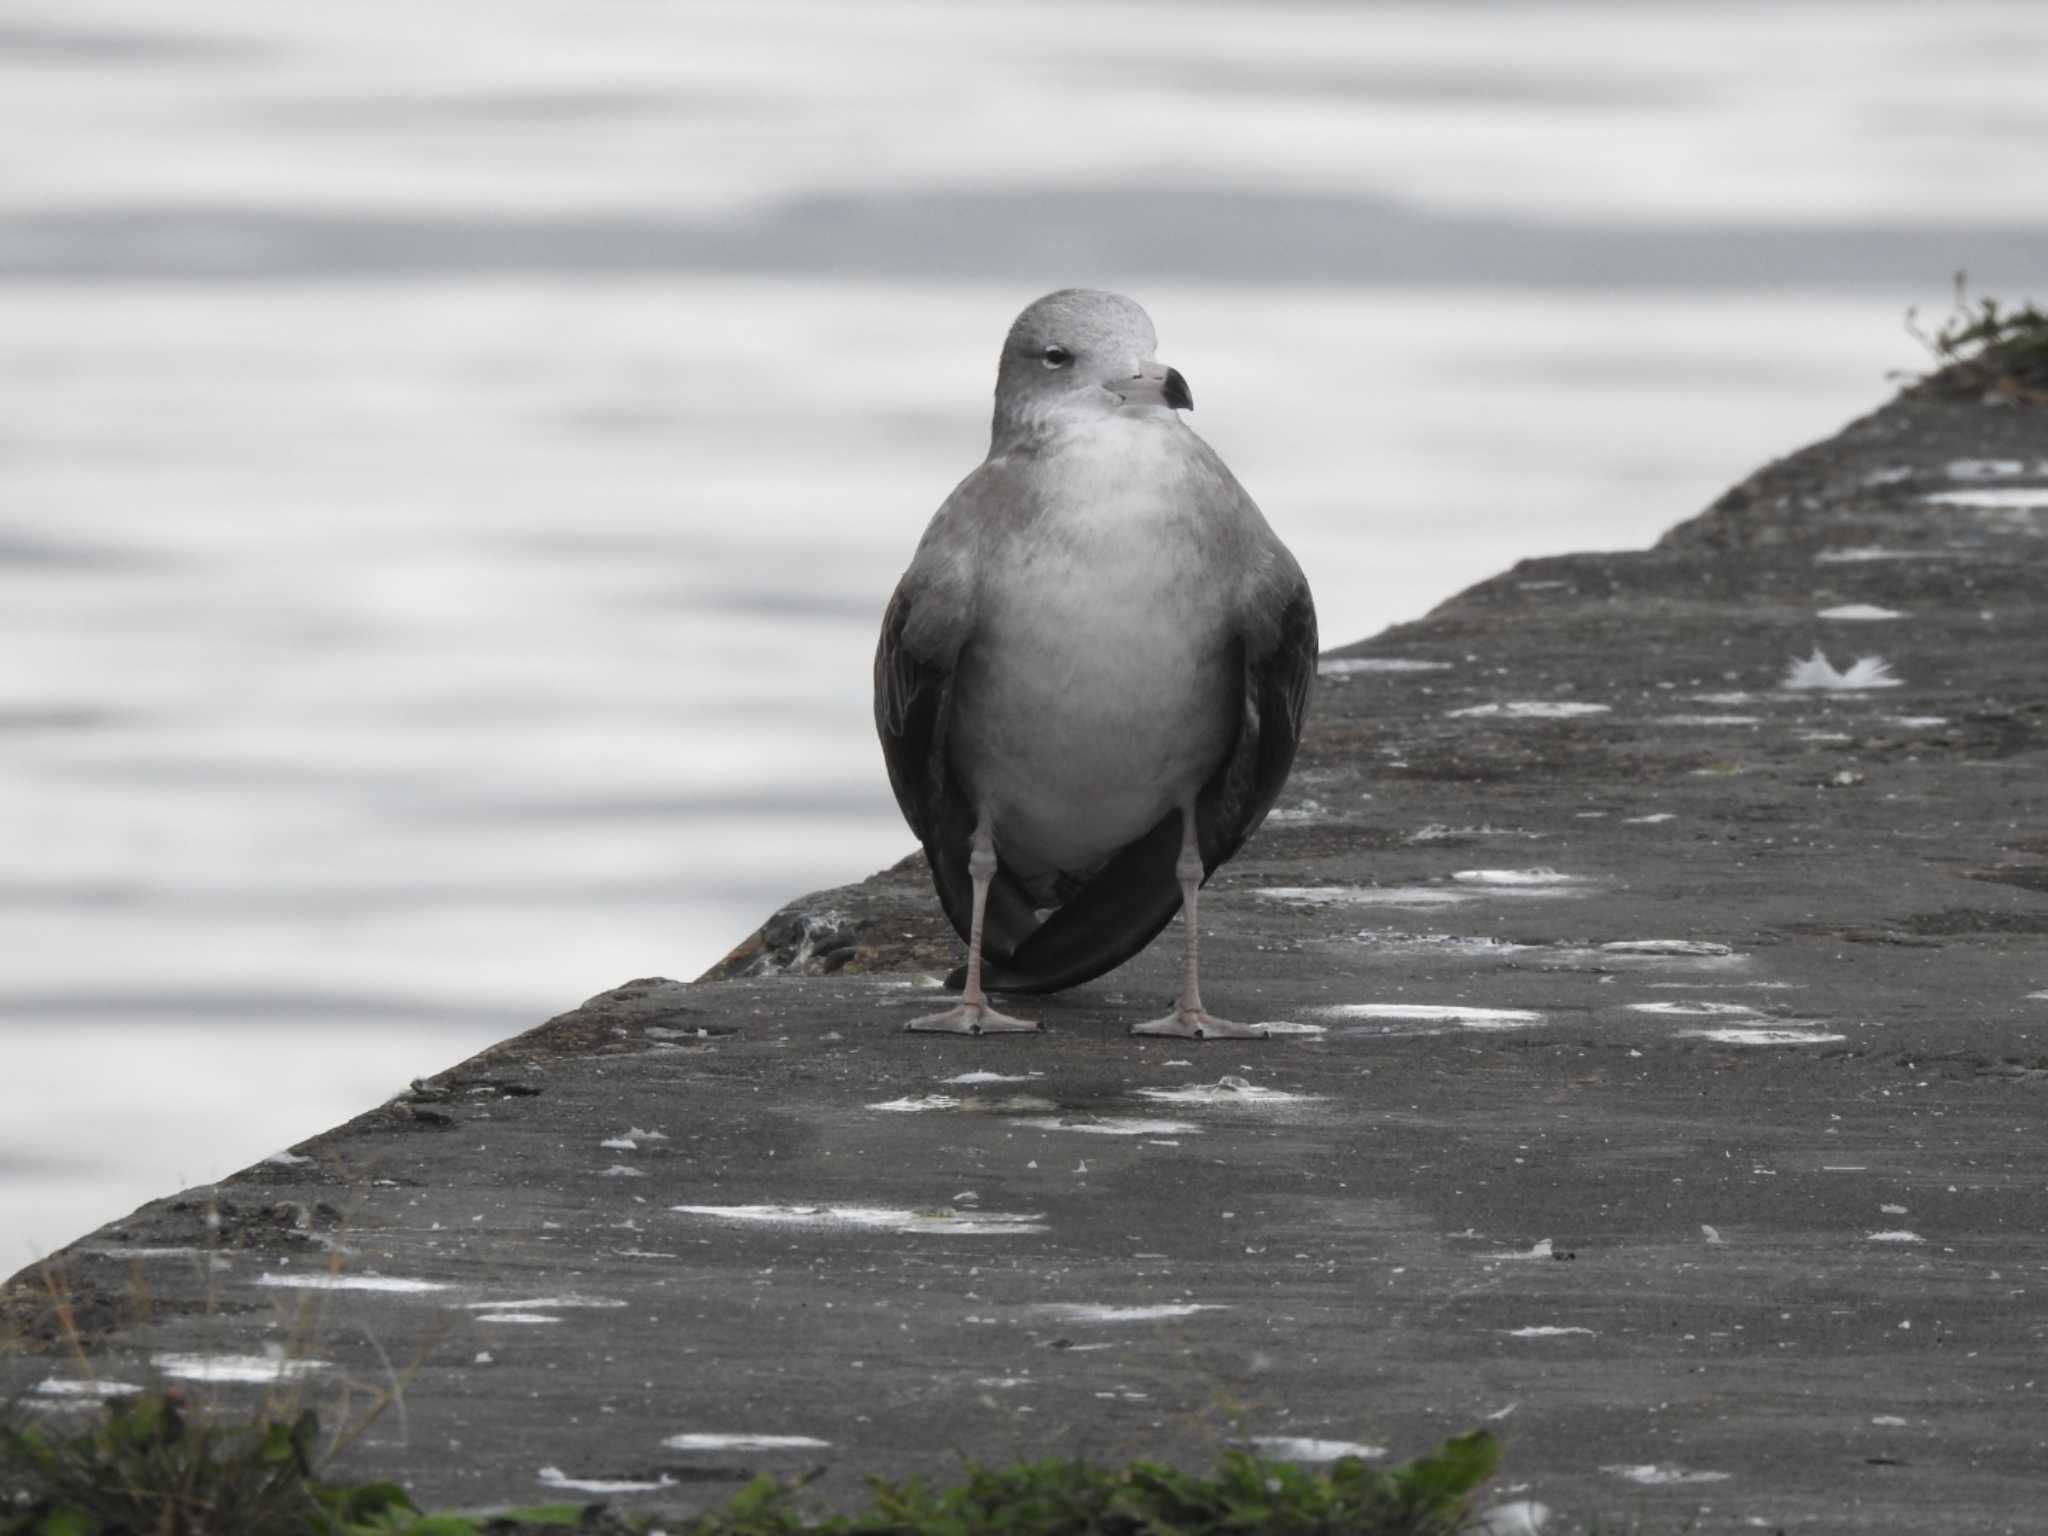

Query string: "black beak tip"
[1163, 367, 1193, 411]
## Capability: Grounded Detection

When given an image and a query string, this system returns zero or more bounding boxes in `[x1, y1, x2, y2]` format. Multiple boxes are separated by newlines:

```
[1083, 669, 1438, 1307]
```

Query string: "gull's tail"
[947, 808, 1186, 996]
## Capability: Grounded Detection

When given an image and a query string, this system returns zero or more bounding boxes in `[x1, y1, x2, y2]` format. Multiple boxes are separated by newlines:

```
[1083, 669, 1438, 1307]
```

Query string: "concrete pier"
[8, 383, 2046, 1531]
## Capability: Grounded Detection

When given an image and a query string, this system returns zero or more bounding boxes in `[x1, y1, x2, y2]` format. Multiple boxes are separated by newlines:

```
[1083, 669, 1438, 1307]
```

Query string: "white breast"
[951, 418, 1238, 885]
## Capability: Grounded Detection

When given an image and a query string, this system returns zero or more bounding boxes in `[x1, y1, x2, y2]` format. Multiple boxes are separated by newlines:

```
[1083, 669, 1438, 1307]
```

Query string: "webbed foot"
[906, 1001, 1041, 1035]
[1130, 1007, 1267, 1041]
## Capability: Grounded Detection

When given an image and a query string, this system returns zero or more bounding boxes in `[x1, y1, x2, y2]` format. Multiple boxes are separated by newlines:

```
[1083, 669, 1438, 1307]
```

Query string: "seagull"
[874, 289, 1316, 1039]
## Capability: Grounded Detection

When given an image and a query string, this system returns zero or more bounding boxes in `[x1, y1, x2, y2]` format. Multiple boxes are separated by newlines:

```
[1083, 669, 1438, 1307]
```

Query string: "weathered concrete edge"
[0, 372, 2013, 1291]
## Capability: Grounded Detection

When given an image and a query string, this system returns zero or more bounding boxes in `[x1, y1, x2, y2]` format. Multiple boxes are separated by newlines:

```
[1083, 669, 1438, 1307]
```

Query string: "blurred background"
[3, 0, 2045, 1259]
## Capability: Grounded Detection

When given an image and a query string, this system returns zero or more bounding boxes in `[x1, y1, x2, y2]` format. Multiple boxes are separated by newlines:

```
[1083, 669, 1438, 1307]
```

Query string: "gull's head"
[991, 288, 1192, 446]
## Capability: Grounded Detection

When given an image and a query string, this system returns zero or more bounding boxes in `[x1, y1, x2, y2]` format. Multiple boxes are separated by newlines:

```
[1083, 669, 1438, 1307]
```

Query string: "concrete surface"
[7, 384, 2048, 1531]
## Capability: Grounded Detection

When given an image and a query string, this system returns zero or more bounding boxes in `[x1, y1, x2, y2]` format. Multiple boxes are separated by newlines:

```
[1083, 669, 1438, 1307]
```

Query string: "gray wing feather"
[873, 480, 1040, 964]
[1196, 566, 1317, 874]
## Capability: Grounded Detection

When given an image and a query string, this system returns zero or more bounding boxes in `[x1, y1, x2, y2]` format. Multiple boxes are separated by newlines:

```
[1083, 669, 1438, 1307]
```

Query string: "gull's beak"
[1113, 360, 1194, 412]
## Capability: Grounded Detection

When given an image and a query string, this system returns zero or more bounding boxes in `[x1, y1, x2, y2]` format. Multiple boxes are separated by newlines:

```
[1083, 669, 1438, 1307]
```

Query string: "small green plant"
[1907, 275, 2048, 403]
[1, 1388, 1504, 1536]
[826, 1432, 1502, 1536]
[3, 1233, 452, 1535]
[0, 1389, 404, 1535]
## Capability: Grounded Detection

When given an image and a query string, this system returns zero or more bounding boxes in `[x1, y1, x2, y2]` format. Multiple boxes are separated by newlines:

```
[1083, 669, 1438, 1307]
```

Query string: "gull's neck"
[989, 396, 1177, 459]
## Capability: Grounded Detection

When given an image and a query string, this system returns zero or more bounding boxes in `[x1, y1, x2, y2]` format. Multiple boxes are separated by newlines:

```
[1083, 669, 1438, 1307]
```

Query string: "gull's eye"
[1040, 345, 1072, 369]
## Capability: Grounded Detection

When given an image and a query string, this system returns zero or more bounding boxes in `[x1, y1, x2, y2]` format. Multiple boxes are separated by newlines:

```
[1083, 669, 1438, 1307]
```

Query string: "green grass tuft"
[1908, 275, 2048, 403]
[1, 1390, 336, 1535]
[2, 1390, 1503, 1536]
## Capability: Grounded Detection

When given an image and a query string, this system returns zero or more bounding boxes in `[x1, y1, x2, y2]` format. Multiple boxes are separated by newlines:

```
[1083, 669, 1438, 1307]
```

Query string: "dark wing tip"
[1197, 577, 1317, 875]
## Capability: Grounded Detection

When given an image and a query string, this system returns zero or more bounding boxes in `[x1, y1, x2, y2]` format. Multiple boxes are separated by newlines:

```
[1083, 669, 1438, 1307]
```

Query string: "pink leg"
[1131, 807, 1265, 1041]
[907, 811, 1039, 1035]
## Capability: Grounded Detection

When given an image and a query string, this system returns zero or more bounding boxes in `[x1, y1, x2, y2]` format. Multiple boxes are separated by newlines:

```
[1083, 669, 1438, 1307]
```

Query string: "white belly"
[953, 502, 1236, 885]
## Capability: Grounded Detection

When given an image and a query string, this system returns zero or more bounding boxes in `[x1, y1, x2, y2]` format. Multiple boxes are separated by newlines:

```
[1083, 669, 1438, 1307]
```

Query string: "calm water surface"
[3, 0, 2044, 1258]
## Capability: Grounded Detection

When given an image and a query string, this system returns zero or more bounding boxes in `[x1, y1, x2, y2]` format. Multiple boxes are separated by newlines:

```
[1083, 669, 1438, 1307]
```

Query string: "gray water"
[4, 0, 2045, 1260]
